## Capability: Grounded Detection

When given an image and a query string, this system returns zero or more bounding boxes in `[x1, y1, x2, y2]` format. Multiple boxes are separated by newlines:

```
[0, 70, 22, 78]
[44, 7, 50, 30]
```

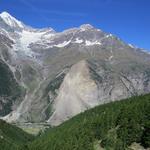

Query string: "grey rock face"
[0, 12, 150, 125]
[0, 59, 25, 116]
[48, 60, 99, 125]
[48, 59, 150, 125]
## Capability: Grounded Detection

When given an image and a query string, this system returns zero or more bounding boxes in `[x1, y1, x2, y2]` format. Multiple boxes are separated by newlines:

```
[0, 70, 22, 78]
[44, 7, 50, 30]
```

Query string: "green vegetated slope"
[25, 94, 150, 150]
[0, 120, 34, 150]
[1, 94, 149, 150]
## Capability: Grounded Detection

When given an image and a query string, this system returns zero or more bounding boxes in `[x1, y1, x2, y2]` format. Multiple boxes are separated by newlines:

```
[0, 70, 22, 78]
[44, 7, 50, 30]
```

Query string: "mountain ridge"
[0, 11, 150, 126]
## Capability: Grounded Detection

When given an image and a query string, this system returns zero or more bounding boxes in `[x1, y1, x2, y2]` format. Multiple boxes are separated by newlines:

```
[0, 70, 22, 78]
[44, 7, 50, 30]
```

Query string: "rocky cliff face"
[48, 60, 99, 125]
[0, 12, 150, 125]
[48, 59, 150, 126]
[0, 59, 25, 116]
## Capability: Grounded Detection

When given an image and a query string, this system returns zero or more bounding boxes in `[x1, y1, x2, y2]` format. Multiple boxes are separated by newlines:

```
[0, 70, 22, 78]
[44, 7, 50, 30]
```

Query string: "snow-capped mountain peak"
[80, 24, 94, 31]
[0, 11, 24, 28]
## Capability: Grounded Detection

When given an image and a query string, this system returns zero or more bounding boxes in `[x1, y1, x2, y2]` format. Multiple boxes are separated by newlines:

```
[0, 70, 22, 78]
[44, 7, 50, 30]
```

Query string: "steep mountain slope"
[0, 119, 34, 150]
[0, 58, 25, 116]
[0, 12, 150, 125]
[48, 60, 99, 125]
[26, 94, 150, 150]
[48, 59, 150, 125]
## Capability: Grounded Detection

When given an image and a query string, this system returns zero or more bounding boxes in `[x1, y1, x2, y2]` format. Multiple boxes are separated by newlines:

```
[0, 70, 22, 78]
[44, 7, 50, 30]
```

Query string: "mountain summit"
[0, 11, 23, 27]
[0, 12, 150, 125]
[0, 11, 24, 29]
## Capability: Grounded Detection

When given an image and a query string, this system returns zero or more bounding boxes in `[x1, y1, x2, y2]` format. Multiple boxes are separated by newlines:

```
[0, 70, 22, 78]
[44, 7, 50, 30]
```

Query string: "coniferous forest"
[0, 94, 150, 150]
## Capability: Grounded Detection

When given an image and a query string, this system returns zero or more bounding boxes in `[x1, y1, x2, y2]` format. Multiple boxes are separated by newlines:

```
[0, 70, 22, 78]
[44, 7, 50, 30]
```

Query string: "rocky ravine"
[0, 11, 150, 125]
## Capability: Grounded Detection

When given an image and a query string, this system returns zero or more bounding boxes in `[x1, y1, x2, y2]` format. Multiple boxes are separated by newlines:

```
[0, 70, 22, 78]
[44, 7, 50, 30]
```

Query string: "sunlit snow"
[0, 11, 24, 28]
[85, 40, 102, 46]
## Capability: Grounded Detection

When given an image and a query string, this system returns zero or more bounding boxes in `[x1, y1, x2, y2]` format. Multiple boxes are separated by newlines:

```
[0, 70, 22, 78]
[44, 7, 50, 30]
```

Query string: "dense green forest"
[0, 119, 34, 150]
[27, 94, 150, 150]
[0, 94, 150, 150]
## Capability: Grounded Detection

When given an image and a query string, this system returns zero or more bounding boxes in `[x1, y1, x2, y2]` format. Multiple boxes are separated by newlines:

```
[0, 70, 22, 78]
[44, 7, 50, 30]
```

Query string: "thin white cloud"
[20, 0, 86, 17]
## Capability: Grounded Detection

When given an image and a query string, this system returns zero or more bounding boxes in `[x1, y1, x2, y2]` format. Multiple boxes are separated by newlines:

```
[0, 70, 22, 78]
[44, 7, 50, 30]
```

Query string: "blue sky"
[0, 0, 150, 50]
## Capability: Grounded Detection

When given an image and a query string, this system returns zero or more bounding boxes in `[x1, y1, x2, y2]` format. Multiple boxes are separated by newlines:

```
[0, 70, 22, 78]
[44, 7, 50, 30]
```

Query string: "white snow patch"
[85, 40, 102, 46]
[73, 38, 83, 44]
[80, 28, 86, 32]
[97, 29, 102, 32]
[42, 33, 55, 39]
[106, 34, 113, 38]
[20, 30, 44, 48]
[128, 44, 135, 48]
[13, 30, 54, 57]
[13, 30, 43, 56]
[80, 24, 93, 32]
[54, 40, 71, 48]
[0, 11, 24, 28]
[140, 49, 150, 55]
